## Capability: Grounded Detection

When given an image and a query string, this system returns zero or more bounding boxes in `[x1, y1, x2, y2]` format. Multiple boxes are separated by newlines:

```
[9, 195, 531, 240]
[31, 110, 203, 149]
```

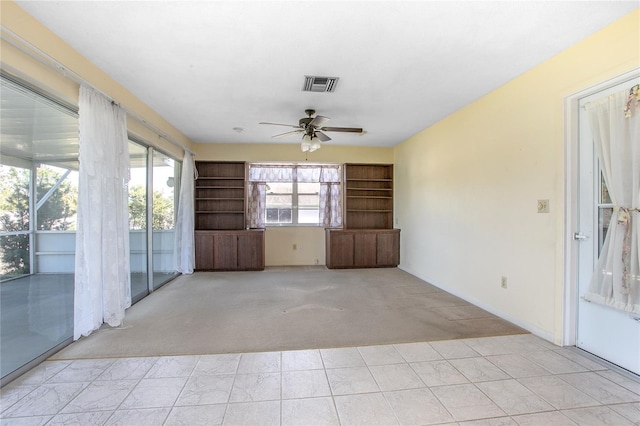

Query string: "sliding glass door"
[0, 77, 79, 381]
[1, 75, 182, 384]
[129, 141, 149, 302]
[151, 150, 179, 289]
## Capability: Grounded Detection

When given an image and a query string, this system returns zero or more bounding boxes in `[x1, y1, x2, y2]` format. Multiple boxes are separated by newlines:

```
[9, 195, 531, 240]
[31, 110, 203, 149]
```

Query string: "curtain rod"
[1, 26, 193, 156]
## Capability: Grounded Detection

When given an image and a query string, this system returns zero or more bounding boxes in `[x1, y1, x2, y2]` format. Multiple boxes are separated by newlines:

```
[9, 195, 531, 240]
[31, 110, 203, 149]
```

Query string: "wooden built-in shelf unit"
[195, 161, 246, 230]
[326, 163, 399, 269]
[194, 161, 265, 271]
[344, 163, 394, 229]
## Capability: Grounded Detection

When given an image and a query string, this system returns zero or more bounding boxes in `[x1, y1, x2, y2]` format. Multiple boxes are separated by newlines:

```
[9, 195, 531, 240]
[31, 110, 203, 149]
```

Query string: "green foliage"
[128, 185, 147, 230]
[0, 166, 78, 278]
[128, 185, 174, 231]
[0, 167, 29, 233]
[0, 167, 30, 278]
[0, 167, 174, 279]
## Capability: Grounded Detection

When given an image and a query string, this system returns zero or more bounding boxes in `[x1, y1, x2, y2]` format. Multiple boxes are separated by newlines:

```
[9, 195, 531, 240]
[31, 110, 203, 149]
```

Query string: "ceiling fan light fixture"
[301, 134, 313, 152]
[309, 138, 321, 152]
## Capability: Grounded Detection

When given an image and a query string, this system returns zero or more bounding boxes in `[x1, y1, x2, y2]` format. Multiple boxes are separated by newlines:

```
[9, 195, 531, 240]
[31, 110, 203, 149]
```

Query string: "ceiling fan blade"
[259, 122, 300, 128]
[315, 131, 331, 142]
[309, 115, 330, 128]
[272, 130, 303, 138]
[320, 126, 364, 133]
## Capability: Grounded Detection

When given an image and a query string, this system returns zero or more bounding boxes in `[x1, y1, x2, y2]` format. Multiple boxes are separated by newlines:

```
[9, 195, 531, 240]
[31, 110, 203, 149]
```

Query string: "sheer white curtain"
[174, 150, 195, 274]
[74, 84, 131, 339]
[584, 87, 640, 315]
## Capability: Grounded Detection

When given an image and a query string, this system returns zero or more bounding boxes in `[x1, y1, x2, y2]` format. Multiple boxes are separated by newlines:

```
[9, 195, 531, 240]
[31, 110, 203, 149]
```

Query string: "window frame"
[265, 180, 321, 227]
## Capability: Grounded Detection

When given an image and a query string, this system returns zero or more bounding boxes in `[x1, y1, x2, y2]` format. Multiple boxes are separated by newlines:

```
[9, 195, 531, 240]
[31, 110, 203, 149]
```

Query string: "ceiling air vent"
[303, 76, 339, 93]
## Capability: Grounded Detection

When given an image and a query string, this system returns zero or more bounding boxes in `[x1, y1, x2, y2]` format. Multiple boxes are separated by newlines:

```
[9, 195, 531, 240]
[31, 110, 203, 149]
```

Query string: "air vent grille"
[303, 76, 339, 93]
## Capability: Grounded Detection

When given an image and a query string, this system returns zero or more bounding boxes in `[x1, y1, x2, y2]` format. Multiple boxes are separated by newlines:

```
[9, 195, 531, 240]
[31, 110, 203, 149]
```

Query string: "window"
[265, 181, 320, 225]
[248, 163, 342, 228]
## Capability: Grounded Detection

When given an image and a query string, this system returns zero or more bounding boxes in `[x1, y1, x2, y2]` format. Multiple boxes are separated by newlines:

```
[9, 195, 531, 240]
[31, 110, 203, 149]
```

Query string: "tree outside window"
[0, 165, 78, 279]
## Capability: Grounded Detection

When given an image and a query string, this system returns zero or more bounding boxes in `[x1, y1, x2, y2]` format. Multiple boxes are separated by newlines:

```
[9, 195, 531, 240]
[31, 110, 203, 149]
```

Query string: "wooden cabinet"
[195, 161, 246, 230]
[326, 231, 355, 268]
[195, 230, 264, 271]
[194, 161, 264, 271]
[344, 163, 394, 229]
[327, 163, 399, 269]
[326, 229, 400, 269]
[237, 233, 265, 270]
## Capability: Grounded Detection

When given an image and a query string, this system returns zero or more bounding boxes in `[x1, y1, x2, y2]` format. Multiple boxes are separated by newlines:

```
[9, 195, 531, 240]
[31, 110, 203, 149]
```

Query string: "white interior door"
[576, 79, 640, 375]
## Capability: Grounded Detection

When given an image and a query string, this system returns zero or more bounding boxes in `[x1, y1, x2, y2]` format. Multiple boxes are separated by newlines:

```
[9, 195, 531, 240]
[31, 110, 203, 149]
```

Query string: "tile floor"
[1, 334, 639, 425]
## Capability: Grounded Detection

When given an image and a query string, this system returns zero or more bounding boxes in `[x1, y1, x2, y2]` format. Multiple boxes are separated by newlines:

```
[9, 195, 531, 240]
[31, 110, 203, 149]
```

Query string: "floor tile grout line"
[318, 347, 343, 426]
[4, 338, 640, 424]
[100, 357, 157, 424]
[279, 351, 282, 426]
[43, 359, 114, 419]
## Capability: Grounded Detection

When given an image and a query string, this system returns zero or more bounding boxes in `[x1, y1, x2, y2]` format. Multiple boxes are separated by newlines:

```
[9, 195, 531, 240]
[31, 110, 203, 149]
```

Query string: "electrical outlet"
[501, 276, 508, 289]
[537, 199, 549, 213]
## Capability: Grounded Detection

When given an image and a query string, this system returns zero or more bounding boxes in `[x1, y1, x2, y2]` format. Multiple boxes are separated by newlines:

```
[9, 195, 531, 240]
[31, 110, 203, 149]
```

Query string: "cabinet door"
[377, 231, 400, 266]
[354, 233, 377, 267]
[212, 234, 238, 270]
[238, 232, 264, 270]
[328, 232, 354, 268]
[195, 233, 214, 270]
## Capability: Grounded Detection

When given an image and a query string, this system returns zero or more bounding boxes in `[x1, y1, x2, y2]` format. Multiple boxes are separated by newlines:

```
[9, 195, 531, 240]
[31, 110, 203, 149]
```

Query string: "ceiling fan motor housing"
[299, 117, 313, 131]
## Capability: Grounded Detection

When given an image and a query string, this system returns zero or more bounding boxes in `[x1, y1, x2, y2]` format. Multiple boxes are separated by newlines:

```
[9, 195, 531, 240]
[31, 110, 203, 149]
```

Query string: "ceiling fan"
[259, 109, 363, 152]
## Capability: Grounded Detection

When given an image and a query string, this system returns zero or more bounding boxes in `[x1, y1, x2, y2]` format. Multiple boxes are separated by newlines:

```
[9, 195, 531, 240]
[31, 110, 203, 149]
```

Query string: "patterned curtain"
[320, 182, 342, 227]
[319, 165, 342, 227]
[249, 165, 294, 182]
[248, 182, 266, 228]
[248, 163, 342, 227]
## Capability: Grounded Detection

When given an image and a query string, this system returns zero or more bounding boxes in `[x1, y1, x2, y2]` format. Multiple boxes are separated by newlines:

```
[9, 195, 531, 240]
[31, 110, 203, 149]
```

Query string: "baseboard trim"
[397, 265, 557, 345]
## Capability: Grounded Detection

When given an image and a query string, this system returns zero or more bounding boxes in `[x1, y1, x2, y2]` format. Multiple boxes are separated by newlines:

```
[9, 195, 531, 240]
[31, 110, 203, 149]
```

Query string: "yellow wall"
[393, 9, 639, 343]
[1, 1, 193, 157]
[194, 142, 393, 164]
[195, 142, 394, 266]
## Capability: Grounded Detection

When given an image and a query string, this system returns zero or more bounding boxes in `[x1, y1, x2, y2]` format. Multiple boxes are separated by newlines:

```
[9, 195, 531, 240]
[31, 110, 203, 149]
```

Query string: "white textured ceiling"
[14, 1, 639, 147]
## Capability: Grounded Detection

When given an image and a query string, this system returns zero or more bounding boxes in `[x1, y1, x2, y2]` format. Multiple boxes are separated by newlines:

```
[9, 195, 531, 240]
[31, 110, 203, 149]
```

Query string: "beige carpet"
[51, 267, 526, 360]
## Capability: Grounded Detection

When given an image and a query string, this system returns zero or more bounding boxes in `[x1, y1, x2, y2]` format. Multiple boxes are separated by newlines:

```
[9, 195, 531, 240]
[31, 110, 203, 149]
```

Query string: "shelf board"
[196, 186, 245, 189]
[197, 176, 245, 180]
[196, 211, 245, 214]
[347, 196, 392, 199]
[196, 197, 245, 201]
[346, 178, 392, 182]
[346, 209, 393, 213]
[346, 187, 392, 191]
